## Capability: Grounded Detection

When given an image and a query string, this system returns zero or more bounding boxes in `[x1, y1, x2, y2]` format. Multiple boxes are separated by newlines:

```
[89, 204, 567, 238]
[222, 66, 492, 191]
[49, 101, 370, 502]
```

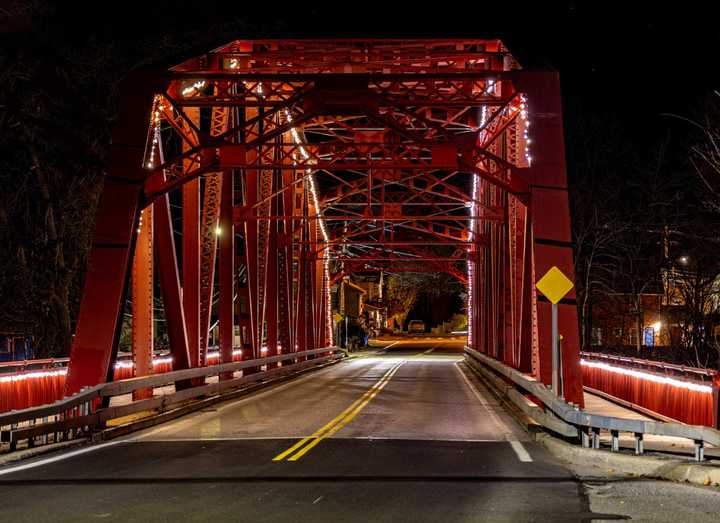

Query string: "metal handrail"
[0, 358, 69, 372]
[465, 346, 720, 460]
[580, 351, 718, 379]
[0, 352, 175, 374]
[0, 347, 344, 450]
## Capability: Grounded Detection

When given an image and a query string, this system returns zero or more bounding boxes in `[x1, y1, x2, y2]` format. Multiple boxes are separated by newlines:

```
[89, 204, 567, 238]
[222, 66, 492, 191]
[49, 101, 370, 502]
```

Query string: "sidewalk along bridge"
[581, 352, 720, 428]
[64, 38, 584, 405]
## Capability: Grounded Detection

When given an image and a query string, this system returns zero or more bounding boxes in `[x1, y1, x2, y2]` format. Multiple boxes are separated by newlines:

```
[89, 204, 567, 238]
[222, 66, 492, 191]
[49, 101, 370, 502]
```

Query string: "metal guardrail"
[465, 347, 720, 461]
[0, 347, 344, 452]
[0, 358, 69, 373]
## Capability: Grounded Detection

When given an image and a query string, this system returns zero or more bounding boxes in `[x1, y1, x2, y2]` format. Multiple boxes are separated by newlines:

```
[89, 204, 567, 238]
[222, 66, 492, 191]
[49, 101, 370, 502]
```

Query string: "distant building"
[0, 334, 34, 362]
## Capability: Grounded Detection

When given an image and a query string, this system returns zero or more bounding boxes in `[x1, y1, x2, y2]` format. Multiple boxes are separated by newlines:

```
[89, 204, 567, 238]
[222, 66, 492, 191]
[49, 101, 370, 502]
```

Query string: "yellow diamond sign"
[536, 266, 574, 304]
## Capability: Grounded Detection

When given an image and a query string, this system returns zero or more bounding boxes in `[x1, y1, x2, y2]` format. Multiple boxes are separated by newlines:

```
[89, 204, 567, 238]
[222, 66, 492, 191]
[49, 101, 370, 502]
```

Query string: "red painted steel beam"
[182, 178, 201, 369]
[265, 170, 280, 366]
[515, 71, 582, 405]
[83, 40, 584, 412]
[66, 71, 166, 394]
[154, 189, 192, 375]
[218, 168, 235, 378]
[131, 205, 153, 400]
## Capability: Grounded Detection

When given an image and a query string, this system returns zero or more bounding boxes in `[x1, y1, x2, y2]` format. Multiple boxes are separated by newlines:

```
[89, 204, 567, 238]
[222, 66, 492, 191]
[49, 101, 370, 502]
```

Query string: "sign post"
[535, 266, 574, 396]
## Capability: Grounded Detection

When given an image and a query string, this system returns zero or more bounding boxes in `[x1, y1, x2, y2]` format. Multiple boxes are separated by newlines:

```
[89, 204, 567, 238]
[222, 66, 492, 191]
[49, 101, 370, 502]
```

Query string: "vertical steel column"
[198, 105, 228, 364]
[296, 186, 309, 356]
[219, 168, 234, 378]
[713, 376, 719, 429]
[182, 107, 201, 368]
[131, 205, 153, 400]
[244, 167, 259, 360]
[199, 173, 222, 364]
[183, 177, 201, 368]
[278, 169, 295, 359]
[265, 170, 280, 367]
[514, 71, 583, 406]
[154, 190, 191, 376]
[519, 212, 537, 374]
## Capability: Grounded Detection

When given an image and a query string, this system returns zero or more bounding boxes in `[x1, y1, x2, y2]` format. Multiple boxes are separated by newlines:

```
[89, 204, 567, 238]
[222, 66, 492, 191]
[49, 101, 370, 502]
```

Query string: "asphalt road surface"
[0, 339, 714, 522]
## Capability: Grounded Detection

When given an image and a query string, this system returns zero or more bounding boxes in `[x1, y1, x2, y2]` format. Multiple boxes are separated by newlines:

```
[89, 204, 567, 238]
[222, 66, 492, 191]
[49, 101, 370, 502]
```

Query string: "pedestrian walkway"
[584, 391, 719, 461]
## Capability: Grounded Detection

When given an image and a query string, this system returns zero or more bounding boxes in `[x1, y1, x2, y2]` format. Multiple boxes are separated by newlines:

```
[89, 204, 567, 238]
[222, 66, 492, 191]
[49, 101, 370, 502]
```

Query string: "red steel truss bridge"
[64, 39, 583, 405]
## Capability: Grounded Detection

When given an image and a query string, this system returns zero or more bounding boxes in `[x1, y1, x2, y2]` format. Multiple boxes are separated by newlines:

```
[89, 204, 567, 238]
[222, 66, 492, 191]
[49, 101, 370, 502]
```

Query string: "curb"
[0, 439, 88, 468]
[536, 432, 720, 487]
[462, 357, 720, 489]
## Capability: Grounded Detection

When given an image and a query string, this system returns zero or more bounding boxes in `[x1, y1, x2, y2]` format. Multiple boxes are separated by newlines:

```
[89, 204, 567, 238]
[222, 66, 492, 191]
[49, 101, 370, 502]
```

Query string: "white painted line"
[454, 361, 533, 462]
[509, 440, 533, 462]
[381, 341, 400, 352]
[454, 361, 514, 436]
[0, 441, 123, 477]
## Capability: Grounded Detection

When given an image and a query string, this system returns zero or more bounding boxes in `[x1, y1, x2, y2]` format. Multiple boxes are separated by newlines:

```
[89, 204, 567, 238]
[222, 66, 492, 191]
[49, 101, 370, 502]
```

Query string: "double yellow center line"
[273, 361, 404, 462]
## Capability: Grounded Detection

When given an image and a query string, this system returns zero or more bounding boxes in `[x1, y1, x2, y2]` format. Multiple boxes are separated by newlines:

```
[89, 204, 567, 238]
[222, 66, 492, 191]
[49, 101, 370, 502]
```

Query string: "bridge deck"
[0, 341, 601, 522]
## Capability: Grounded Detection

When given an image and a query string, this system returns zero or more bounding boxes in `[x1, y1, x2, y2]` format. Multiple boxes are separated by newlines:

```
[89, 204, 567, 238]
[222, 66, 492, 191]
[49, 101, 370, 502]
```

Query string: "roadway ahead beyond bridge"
[3, 340, 714, 522]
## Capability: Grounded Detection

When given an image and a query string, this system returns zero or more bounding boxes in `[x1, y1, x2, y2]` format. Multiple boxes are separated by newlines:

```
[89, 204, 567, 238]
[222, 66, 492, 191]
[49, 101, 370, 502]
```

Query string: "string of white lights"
[581, 359, 713, 394]
[0, 369, 67, 384]
[1, 355, 177, 383]
[519, 94, 532, 165]
[145, 95, 164, 169]
[206, 349, 244, 362]
[181, 80, 207, 97]
[467, 171, 480, 347]
[283, 108, 334, 345]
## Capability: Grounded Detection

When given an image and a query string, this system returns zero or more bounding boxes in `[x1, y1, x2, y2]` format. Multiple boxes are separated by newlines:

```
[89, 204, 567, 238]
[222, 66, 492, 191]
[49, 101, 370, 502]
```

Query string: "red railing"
[581, 352, 720, 428]
[0, 349, 243, 413]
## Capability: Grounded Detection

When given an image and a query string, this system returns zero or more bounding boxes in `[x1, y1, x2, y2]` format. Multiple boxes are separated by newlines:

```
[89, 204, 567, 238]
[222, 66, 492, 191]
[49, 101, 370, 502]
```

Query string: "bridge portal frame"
[65, 40, 582, 406]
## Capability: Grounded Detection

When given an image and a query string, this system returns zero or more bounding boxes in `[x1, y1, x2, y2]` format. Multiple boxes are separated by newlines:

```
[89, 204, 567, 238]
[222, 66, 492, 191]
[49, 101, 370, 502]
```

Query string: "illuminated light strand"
[181, 80, 207, 97]
[114, 356, 174, 370]
[519, 94, 532, 165]
[205, 349, 243, 362]
[0, 369, 67, 384]
[580, 359, 713, 394]
[487, 78, 496, 96]
[145, 95, 165, 170]
[1, 354, 178, 382]
[229, 60, 265, 95]
[282, 108, 333, 344]
[466, 172, 480, 347]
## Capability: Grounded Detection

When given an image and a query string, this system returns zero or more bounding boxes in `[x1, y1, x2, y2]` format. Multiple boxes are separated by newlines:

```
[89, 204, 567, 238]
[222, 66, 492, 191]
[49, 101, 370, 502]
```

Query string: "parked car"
[408, 320, 425, 334]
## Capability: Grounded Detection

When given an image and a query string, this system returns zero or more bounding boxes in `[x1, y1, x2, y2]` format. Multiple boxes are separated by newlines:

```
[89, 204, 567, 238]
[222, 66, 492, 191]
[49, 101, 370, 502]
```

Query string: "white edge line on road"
[454, 361, 533, 463]
[510, 440, 533, 462]
[0, 440, 124, 477]
[379, 341, 400, 352]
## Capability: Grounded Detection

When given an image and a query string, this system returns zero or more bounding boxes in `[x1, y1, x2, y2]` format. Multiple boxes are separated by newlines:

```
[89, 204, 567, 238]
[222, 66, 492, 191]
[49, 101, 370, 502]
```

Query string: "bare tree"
[0, 4, 253, 357]
[384, 274, 420, 329]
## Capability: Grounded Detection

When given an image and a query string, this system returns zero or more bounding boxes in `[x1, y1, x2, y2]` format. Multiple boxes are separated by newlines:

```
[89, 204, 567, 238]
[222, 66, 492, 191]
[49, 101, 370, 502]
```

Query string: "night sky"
[10, 2, 716, 145]
[17, 2, 718, 117]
